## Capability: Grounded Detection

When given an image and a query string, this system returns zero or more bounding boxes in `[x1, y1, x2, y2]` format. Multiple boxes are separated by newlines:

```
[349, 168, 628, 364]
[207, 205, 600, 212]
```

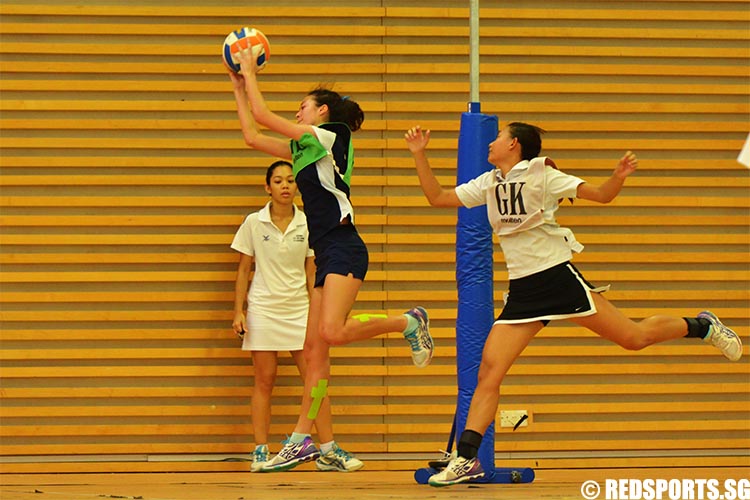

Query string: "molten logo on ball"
[223, 27, 270, 73]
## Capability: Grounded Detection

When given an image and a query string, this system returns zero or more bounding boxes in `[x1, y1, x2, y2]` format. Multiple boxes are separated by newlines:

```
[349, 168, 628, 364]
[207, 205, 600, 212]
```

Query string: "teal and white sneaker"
[250, 444, 269, 473]
[261, 436, 320, 472]
[403, 306, 433, 368]
[315, 443, 363, 472]
[428, 455, 485, 487]
[699, 311, 743, 361]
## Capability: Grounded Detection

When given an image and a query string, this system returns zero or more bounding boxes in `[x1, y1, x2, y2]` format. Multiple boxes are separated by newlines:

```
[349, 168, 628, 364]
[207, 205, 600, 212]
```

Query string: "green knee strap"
[352, 313, 388, 323]
[307, 379, 328, 420]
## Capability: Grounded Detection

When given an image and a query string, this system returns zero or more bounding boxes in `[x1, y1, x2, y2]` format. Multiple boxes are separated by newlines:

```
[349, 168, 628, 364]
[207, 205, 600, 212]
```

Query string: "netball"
[222, 27, 270, 73]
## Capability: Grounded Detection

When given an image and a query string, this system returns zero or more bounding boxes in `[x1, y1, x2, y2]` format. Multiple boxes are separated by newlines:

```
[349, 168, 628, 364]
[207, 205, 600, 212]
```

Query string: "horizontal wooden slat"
[388, 6, 750, 22]
[0, 62, 388, 76]
[0, 443, 386, 456]
[2, 361, 747, 380]
[0, 423, 389, 438]
[389, 25, 750, 41]
[390, 400, 750, 416]
[3, 98, 747, 117]
[1, 458, 747, 474]
[2, 284, 747, 302]
[3, 44, 748, 62]
[0, 43, 387, 57]
[394, 420, 750, 435]
[0, 386, 381, 398]
[391, 438, 750, 453]
[386, 101, 750, 115]
[0, 404, 381, 418]
[6, 437, 748, 457]
[0, 269, 746, 285]
[1, 326, 747, 342]
[0, 22, 388, 37]
[0, 232, 742, 247]
[3, 400, 747, 421]
[1, 118, 749, 135]
[0, 156, 743, 171]
[0, 234, 391, 246]
[1, 339, 745, 361]
[4, 419, 749, 439]
[0, 5, 386, 17]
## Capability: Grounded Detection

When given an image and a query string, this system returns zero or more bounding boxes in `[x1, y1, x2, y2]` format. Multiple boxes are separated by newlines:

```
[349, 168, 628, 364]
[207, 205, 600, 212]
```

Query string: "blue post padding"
[455, 111, 498, 476]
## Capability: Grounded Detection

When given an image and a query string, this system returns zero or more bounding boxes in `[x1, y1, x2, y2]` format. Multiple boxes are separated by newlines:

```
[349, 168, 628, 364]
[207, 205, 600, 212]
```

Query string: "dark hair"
[265, 160, 293, 186]
[507, 122, 545, 161]
[307, 87, 364, 132]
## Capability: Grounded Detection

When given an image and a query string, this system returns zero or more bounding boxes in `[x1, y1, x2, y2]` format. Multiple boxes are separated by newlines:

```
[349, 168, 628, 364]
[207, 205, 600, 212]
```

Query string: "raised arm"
[228, 69, 291, 159]
[405, 126, 463, 208]
[235, 49, 314, 142]
[577, 151, 638, 203]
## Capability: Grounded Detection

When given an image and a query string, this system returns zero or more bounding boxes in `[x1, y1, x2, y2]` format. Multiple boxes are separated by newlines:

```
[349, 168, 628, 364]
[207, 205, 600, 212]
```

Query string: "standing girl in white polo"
[232, 160, 362, 472]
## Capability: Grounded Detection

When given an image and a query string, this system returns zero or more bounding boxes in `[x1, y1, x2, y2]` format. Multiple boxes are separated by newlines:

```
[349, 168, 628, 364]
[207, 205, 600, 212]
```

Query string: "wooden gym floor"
[2, 468, 748, 500]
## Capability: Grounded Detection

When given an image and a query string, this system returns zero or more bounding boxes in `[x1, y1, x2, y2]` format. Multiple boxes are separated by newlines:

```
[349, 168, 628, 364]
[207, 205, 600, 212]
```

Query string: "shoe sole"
[429, 472, 485, 487]
[315, 461, 364, 472]
[261, 452, 320, 473]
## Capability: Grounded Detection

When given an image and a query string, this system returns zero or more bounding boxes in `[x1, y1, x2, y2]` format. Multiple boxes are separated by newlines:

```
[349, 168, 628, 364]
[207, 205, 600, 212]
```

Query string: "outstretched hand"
[404, 125, 431, 154]
[615, 150, 638, 179]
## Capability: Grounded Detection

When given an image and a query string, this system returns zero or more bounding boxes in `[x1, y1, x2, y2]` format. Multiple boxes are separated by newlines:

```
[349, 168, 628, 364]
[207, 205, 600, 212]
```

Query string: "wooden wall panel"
[1, 0, 748, 473]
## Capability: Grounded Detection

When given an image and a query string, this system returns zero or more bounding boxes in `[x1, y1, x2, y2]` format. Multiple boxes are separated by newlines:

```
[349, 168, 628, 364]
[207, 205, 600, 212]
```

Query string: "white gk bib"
[488, 157, 548, 236]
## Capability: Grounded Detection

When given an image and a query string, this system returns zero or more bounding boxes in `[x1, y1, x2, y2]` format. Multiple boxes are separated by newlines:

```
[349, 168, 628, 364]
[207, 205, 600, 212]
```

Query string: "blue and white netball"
[222, 27, 270, 73]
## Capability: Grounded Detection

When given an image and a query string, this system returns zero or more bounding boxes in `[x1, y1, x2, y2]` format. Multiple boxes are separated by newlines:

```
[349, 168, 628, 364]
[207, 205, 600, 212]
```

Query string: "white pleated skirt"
[241, 306, 307, 352]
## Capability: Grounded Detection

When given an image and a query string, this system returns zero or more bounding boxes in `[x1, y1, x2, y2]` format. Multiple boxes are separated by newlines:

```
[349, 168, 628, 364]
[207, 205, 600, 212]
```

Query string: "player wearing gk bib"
[231, 161, 360, 472]
[405, 122, 743, 487]
[227, 48, 433, 473]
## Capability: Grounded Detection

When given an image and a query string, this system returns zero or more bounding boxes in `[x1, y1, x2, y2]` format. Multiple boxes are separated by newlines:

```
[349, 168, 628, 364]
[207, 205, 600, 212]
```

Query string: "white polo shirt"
[455, 159, 585, 280]
[231, 202, 314, 317]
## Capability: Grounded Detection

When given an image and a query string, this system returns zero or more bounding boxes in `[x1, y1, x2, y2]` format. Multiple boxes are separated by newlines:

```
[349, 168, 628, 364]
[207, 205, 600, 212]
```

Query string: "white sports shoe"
[428, 455, 485, 487]
[315, 443, 363, 472]
[250, 444, 269, 473]
[699, 311, 743, 362]
[403, 306, 433, 368]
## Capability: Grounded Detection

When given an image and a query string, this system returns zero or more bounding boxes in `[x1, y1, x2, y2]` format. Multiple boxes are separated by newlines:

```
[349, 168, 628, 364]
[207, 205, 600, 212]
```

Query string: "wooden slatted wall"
[1, 1, 748, 473]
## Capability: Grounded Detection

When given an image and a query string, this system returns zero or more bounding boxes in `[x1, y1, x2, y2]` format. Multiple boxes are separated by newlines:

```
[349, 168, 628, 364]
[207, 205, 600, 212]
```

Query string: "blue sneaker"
[699, 311, 742, 361]
[261, 436, 320, 472]
[403, 306, 433, 368]
[428, 455, 485, 487]
[315, 442, 363, 472]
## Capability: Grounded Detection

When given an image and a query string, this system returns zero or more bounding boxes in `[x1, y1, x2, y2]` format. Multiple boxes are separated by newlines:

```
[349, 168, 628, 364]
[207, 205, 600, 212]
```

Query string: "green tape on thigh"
[352, 313, 388, 323]
[307, 379, 328, 420]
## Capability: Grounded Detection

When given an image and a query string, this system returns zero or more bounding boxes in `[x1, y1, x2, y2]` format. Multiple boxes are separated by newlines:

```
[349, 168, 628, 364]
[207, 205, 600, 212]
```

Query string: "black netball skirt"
[496, 261, 609, 325]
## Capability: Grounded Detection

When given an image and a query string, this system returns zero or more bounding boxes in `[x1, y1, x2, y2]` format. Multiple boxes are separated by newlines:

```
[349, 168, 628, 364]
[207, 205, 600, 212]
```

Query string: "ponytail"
[308, 87, 364, 132]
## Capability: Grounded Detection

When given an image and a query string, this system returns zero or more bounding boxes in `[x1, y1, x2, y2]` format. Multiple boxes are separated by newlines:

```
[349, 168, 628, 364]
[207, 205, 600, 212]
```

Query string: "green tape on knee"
[352, 313, 388, 323]
[307, 379, 328, 420]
